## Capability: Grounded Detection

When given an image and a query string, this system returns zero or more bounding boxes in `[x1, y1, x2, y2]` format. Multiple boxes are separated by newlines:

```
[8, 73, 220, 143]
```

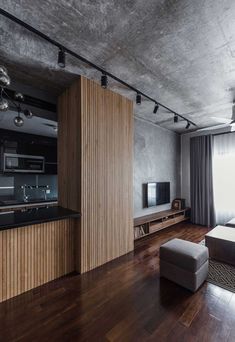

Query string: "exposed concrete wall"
[134, 118, 181, 218]
[181, 126, 232, 207]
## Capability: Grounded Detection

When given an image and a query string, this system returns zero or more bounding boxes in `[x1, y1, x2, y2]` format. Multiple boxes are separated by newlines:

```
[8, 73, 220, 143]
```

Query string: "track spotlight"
[23, 108, 33, 118]
[58, 48, 65, 68]
[153, 102, 159, 114]
[174, 115, 178, 123]
[101, 73, 108, 89]
[186, 121, 190, 129]
[136, 93, 141, 105]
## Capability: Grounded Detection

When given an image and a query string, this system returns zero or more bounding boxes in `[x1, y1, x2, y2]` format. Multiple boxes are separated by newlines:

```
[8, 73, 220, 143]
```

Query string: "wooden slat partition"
[58, 76, 134, 273]
[0, 219, 75, 303]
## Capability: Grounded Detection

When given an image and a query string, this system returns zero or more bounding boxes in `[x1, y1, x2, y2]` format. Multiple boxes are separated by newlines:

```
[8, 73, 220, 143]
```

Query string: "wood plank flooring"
[1, 222, 235, 341]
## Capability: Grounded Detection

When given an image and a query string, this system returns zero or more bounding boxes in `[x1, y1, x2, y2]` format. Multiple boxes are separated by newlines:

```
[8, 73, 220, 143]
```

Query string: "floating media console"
[134, 208, 190, 240]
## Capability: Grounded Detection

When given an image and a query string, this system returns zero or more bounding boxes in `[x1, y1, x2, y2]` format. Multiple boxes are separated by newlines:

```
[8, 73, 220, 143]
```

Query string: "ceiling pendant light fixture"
[14, 92, 24, 102]
[101, 73, 108, 89]
[0, 88, 8, 111]
[14, 112, 24, 127]
[23, 108, 33, 118]
[0, 66, 33, 127]
[174, 115, 178, 123]
[0, 96, 9, 111]
[58, 48, 65, 68]
[185, 121, 190, 129]
[14, 103, 24, 127]
[153, 102, 159, 114]
[0, 66, 10, 111]
[136, 93, 141, 105]
[0, 65, 10, 87]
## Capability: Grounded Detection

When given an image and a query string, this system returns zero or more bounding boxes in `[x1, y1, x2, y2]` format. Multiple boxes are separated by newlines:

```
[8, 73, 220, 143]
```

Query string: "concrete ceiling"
[0, 0, 235, 133]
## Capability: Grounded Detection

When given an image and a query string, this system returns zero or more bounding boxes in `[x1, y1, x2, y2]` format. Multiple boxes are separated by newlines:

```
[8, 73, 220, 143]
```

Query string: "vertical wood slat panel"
[0, 219, 75, 303]
[58, 76, 134, 274]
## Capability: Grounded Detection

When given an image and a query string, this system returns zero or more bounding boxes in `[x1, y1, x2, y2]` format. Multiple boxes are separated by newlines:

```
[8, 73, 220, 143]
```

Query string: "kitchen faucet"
[20, 184, 29, 202]
[41, 185, 49, 200]
[20, 184, 50, 202]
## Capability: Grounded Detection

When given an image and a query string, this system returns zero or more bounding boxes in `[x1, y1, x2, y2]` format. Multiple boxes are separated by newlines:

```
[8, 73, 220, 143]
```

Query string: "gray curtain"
[190, 135, 216, 227]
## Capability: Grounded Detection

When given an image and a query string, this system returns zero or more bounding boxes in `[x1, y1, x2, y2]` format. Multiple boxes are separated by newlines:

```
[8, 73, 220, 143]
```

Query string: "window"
[213, 133, 235, 225]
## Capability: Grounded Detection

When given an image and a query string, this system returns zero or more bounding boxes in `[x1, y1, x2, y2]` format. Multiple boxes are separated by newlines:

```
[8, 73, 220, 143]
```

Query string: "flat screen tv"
[146, 182, 170, 207]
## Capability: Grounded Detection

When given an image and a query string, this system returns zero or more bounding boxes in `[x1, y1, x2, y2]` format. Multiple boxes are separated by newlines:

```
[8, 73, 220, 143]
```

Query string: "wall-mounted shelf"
[134, 208, 190, 240]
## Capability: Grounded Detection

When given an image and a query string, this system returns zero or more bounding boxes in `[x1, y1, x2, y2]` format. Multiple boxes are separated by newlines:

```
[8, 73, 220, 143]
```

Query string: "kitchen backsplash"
[0, 173, 57, 204]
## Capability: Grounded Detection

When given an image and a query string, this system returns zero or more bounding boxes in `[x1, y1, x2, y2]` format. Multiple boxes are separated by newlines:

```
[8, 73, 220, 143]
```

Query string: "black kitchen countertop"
[0, 206, 80, 231]
[0, 198, 58, 207]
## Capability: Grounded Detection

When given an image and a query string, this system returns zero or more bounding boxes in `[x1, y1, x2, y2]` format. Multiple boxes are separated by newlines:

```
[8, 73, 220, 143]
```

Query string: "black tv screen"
[147, 182, 157, 207]
[156, 182, 170, 205]
[146, 182, 170, 207]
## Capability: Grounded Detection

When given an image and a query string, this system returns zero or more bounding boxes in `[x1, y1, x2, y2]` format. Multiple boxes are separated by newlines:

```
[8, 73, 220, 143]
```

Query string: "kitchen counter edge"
[0, 206, 80, 231]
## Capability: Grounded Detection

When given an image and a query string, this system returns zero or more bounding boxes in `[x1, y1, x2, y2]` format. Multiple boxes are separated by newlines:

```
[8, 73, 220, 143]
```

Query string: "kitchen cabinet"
[0, 129, 57, 174]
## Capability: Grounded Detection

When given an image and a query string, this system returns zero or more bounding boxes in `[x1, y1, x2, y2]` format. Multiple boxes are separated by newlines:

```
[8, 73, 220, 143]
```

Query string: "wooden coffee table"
[205, 226, 235, 266]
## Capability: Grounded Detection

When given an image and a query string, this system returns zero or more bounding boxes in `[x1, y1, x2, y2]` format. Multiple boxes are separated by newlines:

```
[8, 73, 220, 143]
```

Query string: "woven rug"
[200, 239, 235, 293]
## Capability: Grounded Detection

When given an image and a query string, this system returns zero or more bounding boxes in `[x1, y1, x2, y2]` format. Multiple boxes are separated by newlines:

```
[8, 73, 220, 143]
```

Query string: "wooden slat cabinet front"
[0, 219, 75, 303]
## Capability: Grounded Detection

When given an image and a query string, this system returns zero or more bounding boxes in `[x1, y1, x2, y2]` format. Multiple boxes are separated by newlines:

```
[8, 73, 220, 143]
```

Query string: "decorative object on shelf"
[0, 66, 34, 127]
[134, 225, 146, 239]
[172, 199, 181, 210]
[172, 198, 186, 210]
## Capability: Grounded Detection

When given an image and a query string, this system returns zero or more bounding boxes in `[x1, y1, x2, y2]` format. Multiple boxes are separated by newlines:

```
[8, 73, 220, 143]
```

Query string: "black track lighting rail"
[0, 8, 197, 127]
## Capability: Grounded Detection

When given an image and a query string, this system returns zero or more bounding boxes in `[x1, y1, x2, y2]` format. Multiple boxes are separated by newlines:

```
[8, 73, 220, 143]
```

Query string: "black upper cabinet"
[0, 129, 57, 174]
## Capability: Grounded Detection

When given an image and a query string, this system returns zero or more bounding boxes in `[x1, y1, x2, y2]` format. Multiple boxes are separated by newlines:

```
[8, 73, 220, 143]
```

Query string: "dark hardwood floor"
[1, 222, 235, 341]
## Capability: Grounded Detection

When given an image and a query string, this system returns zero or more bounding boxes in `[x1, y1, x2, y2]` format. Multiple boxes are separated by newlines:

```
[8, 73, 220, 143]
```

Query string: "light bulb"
[23, 108, 33, 118]
[14, 115, 24, 127]
[0, 97, 9, 111]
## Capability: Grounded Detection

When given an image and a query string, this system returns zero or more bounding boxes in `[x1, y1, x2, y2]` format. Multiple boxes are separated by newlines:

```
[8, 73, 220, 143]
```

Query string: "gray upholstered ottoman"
[160, 238, 209, 292]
